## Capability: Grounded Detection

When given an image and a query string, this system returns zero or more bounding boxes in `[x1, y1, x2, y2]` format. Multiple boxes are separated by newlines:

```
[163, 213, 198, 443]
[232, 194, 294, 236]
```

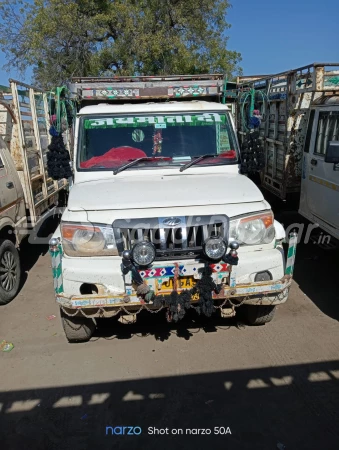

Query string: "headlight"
[204, 236, 227, 260]
[229, 211, 275, 245]
[132, 241, 156, 266]
[61, 222, 117, 256]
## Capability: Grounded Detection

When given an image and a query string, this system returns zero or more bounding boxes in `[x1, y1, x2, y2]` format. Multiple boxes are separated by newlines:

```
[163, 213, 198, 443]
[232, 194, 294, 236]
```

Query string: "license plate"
[157, 276, 196, 294]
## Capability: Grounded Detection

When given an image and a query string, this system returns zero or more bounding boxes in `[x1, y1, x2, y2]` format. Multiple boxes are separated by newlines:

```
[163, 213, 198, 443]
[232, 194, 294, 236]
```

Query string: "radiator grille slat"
[114, 215, 228, 260]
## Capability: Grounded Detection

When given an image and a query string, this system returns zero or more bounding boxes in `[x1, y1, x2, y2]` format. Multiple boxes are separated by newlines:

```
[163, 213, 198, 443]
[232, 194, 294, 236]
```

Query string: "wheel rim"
[0, 251, 17, 291]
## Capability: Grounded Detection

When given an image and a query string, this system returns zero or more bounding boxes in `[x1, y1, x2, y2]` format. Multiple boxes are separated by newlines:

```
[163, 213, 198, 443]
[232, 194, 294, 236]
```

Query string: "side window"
[304, 109, 315, 153]
[315, 111, 339, 156]
[0, 155, 5, 172]
[0, 153, 8, 178]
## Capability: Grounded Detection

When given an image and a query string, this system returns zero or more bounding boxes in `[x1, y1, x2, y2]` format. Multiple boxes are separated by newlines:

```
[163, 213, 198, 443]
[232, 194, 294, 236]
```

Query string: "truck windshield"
[78, 112, 238, 171]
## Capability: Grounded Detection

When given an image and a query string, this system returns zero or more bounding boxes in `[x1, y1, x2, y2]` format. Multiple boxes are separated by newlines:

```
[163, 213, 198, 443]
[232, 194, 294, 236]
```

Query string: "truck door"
[0, 140, 20, 223]
[301, 107, 339, 236]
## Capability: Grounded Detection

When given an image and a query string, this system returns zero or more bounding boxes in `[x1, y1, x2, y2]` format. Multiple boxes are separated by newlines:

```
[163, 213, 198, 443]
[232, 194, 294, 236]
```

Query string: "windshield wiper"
[113, 157, 170, 175]
[179, 154, 217, 172]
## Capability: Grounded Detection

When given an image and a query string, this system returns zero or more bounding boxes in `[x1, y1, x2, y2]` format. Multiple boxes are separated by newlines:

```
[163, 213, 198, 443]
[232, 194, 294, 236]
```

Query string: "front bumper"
[50, 234, 297, 316]
[57, 278, 291, 310]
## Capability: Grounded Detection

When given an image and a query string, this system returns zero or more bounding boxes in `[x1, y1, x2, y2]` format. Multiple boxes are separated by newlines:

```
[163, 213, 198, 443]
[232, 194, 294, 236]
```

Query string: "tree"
[0, 0, 242, 88]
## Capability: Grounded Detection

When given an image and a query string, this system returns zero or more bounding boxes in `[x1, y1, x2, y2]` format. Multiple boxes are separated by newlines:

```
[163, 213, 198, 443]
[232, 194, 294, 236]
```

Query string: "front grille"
[113, 215, 229, 260]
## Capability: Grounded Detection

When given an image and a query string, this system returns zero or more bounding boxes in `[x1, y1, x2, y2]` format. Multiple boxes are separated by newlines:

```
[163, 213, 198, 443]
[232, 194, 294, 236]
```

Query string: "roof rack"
[71, 74, 224, 84]
[68, 74, 227, 102]
[238, 63, 339, 89]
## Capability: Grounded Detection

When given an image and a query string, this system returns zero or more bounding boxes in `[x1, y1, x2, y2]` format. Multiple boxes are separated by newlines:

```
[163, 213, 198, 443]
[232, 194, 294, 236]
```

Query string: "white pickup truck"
[0, 80, 68, 305]
[49, 75, 296, 342]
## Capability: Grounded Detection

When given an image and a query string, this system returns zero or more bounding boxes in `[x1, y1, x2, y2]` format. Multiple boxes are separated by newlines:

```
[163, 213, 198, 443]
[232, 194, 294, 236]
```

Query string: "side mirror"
[325, 141, 339, 163]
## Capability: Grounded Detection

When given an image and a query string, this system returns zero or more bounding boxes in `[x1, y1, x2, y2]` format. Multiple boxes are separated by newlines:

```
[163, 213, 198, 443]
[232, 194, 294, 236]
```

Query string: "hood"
[68, 173, 263, 211]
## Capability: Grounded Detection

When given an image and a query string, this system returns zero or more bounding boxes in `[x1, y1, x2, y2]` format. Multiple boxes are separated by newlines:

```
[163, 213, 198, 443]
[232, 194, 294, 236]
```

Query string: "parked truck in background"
[0, 80, 69, 304]
[49, 74, 296, 343]
[236, 63, 339, 242]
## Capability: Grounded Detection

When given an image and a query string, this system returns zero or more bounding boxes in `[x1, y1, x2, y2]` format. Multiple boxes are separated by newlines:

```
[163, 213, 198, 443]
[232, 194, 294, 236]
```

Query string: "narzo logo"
[106, 426, 142, 436]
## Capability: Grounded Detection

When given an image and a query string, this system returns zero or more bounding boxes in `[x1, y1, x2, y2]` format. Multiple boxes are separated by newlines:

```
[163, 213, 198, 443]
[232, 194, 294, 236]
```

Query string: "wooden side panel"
[6, 80, 68, 225]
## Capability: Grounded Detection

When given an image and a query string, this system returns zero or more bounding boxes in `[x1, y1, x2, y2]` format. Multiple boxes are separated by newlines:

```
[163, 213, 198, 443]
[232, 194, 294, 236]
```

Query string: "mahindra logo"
[162, 217, 182, 226]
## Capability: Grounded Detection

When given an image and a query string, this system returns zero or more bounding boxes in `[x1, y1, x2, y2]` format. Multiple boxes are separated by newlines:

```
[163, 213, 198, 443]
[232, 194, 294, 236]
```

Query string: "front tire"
[0, 239, 21, 305]
[244, 305, 276, 325]
[60, 309, 96, 342]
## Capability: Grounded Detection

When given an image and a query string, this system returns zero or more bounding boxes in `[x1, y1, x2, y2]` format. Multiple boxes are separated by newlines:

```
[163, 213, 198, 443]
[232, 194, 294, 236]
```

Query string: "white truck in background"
[49, 74, 296, 343]
[236, 63, 339, 243]
[0, 80, 68, 304]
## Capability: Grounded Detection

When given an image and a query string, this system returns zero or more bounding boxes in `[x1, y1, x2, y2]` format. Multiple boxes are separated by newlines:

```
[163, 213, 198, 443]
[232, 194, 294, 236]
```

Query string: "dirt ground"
[0, 211, 339, 450]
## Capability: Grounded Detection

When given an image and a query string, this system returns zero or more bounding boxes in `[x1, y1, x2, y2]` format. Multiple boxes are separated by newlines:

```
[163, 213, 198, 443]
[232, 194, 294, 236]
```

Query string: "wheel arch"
[0, 217, 17, 245]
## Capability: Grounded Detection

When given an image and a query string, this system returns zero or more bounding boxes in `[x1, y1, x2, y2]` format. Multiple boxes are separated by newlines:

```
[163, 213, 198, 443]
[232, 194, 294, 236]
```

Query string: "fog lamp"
[132, 241, 156, 266]
[204, 236, 227, 260]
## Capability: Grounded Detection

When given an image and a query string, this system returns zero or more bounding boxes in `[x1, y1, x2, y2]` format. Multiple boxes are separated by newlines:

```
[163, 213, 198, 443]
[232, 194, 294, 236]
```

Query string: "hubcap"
[0, 251, 17, 291]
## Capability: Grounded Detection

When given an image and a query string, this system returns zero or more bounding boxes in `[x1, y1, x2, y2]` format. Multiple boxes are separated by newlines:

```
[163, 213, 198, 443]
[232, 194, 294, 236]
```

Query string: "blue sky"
[227, 0, 339, 75]
[0, 0, 338, 85]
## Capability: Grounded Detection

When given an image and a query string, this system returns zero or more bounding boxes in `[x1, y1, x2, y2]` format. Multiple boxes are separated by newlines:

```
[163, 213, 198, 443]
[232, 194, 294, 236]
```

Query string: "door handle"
[311, 159, 318, 166]
[6, 182, 14, 189]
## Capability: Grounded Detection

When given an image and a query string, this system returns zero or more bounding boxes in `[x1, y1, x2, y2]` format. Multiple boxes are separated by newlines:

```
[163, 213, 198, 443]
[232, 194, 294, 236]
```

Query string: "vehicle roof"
[78, 101, 230, 115]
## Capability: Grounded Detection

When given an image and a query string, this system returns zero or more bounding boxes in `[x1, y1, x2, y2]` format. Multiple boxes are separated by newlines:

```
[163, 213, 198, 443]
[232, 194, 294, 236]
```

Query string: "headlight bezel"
[61, 222, 118, 257]
[229, 211, 275, 246]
